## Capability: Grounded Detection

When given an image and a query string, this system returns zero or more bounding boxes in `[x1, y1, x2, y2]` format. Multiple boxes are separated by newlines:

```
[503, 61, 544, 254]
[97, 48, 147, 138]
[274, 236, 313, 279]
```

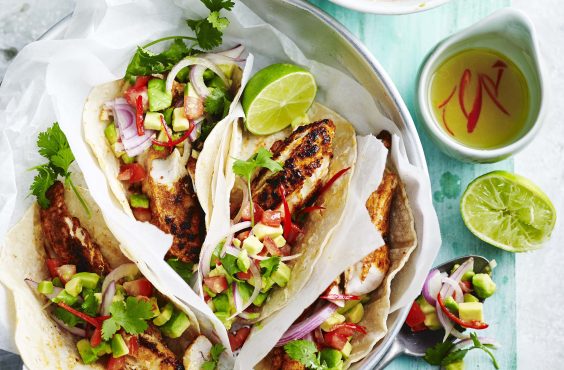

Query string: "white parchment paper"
[0, 0, 441, 362]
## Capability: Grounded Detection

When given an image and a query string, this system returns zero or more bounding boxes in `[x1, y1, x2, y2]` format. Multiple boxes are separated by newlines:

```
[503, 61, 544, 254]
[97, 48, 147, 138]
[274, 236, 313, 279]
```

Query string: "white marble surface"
[0, 0, 561, 368]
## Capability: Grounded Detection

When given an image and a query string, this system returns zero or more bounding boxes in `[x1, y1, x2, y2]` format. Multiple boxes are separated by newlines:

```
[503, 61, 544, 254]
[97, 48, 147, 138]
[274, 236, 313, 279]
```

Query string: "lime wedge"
[461, 171, 556, 252]
[242, 63, 317, 135]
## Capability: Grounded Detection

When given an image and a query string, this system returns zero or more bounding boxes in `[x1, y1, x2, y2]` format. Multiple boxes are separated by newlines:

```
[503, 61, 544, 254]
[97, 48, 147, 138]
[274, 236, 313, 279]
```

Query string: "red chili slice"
[56, 302, 101, 328]
[466, 75, 483, 133]
[441, 108, 455, 136]
[151, 117, 193, 148]
[297, 206, 325, 215]
[458, 69, 472, 119]
[480, 74, 510, 115]
[91, 326, 102, 347]
[317, 167, 351, 200]
[278, 185, 292, 240]
[437, 293, 489, 330]
[263, 236, 282, 256]
[135, 95, 145, 136]
[438, 85, 457, 109]
[320, 294, 360, 301]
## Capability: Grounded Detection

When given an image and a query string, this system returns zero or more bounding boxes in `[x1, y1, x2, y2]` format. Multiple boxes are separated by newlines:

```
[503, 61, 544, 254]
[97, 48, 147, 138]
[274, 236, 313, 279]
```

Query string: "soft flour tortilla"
[0, 186, 203, 370]
[227, 102, 358, 320]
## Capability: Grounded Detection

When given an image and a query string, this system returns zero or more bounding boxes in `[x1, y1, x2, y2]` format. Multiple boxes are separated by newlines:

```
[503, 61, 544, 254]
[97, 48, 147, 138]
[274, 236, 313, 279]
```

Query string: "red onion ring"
[166, 56, 229, 94]
[276, 303, 338, 346]
[442, 276, 464, 303]
[232, 177, 250, 224]
[100, 280, 116, 316]
[113, 99, 155, 157]
[101, 263, 139, 294]
[422, 269, 441, 306]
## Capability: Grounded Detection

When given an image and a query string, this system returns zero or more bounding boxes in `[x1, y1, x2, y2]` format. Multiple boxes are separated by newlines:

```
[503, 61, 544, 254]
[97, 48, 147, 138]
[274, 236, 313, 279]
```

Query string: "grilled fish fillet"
[345, 170, 398, 296]
[252, 120, 335, 214]
[142, 148, 205, 263]
[182, 335, 213, 370]
[39, 181, 110, 275]
[123, 326, 184, 370]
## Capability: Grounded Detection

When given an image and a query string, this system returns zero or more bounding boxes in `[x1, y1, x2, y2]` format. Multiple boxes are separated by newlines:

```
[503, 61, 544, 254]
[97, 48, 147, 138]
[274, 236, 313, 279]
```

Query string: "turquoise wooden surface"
[308, 0, 517, 369]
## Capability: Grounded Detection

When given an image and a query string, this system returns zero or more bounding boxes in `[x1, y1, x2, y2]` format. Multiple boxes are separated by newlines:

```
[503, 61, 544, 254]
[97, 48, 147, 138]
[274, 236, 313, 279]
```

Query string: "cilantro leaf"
[220, 253, 240, 278]
[201, 0, 234, 12]
[167, 258, 194, 284]
[201, 343, 225, 370]
[126, 38, 193, 77]
[201, 362, 216, 370]
[101, 317, 120, 341]
[425, 333, 500, 369]
[204, 88, 228, 117]
[186, 18, 224, 50]
[254, 148, 284, 173]
[441, 348, 469, 366]
[37, 122, 68, 160]
[424, 341, 455, 365]
[29, 165, 56, 209]
[284, 340, 321, 369]
[50, 147, 75, 176]
[260, 257, 280, 279]
[81, 289, 100, 316]
[207, 11, 229, 32]
[102, 297, 154, 341]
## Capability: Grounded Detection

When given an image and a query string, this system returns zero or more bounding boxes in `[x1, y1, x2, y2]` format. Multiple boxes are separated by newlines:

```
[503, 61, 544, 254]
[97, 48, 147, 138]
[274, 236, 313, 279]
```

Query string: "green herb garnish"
[101, 297, 154, 341]
[424, 333, 499, 369]
[284, 340, 327, 370]
[202, 343, 225, 370]
[30, 122, 90, 216]
[260, 257, 280, 279]
[126, 37, 195, 77]
[167, 258, 194, 284]
[232, 148, 283, 225]
[187, 0, 235, 50]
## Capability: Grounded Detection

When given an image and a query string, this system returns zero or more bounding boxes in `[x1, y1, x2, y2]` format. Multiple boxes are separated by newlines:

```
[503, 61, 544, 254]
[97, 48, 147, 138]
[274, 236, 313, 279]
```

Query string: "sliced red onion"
[190, 65, 210, 98]
[25, 279, 63, 300]
[439, 258, 474, 303]
[50, 315, 87, 337]
[229, 262, 262, 320]
[422, 269, 441, 306]
[101, 263, 139, 294]
[251, 253, 302, 262]
[224, 246, 241, 258]
[100, 280, 116, 316]
[232, 283, 242, 312]
[233, 178, 250, 224]
[216, 44, 245, 59]
[442, 276, 464, 303]
[203, 54, 246, 66]
[189, 117, 204, 142]
[453, 337, 501, 351]
[113, 99, 155, 157]
[166, 56, 229, 94]
[450, 328, 470, 340]
[276, 303, 338, 346]
[435, 300, 454, 341]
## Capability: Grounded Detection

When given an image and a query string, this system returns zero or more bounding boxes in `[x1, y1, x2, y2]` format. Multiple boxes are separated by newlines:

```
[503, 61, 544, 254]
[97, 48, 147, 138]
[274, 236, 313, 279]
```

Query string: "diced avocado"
[213, 293, 230, 313]
[461, 270, 475, 282]
[458, 302, 484, 322]
[320, 312, 346, 332]
[147, 79, 172, 112]
[163, 107, 174, 126]
[252, 223, 283, 241]
[337, 300, 360, 315]
[237, 249, 251, 273]
[320, 348, 342, 368]
[52, 289, 78, 305]
[161, 310, 190, 339]
[253, 292, 268, 307]
[272, 235, 286, 248]
[72, 272, 100, 289]
[243, 312, 261, 320]
[232, 238, 241, 248]
[153, 302, 174, 326]
[111, 333, 129, 358]
[94, 293, 102, 305]
[424, 312, 441, 330]
[65, 278, 83, 297]
[147, 297, 160, 318]
[341, 341, 352, 358]
[214, 311, 233, 330]
[345, 302, 364, 324]
[237, 282, 253, 304]
[271, 262, 291, 288]
[450, 264, 460, 274]
[144, 112, 165, 130]
[242, 235, 263, 256]
[416, 295, 436, 315]
[444, 296, 459, 314]
[104, 123, 119, 145]
[261, 276, 275, 293]
[172, 107, 190, 131]
[38, 280, 54, 295]
[52, 277, 63, 288]
[445, 360, 465, 370]
[121, 153, 135, 164]
[463, 293, 480, 303]
[472, 273, 496, 299]
[76, 339, 99, 364]
[92, 341, 112, 357]
[176, 67, 190, 82]
[219, 64, 235, 79]
[130, 194, 149, 209]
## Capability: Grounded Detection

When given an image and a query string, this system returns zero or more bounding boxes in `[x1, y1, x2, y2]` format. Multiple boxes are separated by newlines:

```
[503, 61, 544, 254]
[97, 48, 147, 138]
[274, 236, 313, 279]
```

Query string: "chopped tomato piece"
[313, 327, 326, 350]
[56, 264, 76, 284]
[323, 330, 348, 351]
[263, 236, 281, 256]
[329, 323, 367, 336]
[106, 356, 126, 370]
[236, 270, 253, 281]
[261, 210, 282, 227]
[279, 244, 291, 256]
[123, 278, 153, 297]
[90, 326, 102, 347]
[285, 223, 302, 245]
[204, 276, 228, 294]
[127, 336, 139, 356]
[124, 78, 148, 111]
[241, 202, 264, 223]
[460, 281, 472, 293]
[118, 163, 146, 183]
[236, 230, 251, 242]
[133, 76, 150, 89]
[184, 94, 204, 120]
[405, 301, 426, 329]
[228, 326, 251, 351]
[56, 302, 100, 328]
[132, 207, 152, 222]
[46, 258, 62, 278]
[411, 322, 428, 332]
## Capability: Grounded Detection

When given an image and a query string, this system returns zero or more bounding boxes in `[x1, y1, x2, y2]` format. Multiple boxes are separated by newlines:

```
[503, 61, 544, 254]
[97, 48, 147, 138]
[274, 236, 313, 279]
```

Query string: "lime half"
[242, 63, 317, 135]
[461, 171, 556, 252]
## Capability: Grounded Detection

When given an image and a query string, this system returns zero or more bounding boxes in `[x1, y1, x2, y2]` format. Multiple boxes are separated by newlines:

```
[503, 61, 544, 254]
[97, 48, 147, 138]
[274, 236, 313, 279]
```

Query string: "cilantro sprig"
[29, 122, 90, 216]
[284, 340, 331, 370]
[126, 37, 196, 78]
[232, 148, 283, 225]
[202, 343, 225, 370]
[424, 333, 500, 369]
[187, 0, 235, 50]
[101, 297, 154, 341]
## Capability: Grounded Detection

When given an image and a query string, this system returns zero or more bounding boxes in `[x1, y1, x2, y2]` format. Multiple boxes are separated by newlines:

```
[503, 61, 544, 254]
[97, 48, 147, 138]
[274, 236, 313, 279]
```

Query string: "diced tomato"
[285, 223, 302, 245]
[123, 278, 153, 297]
[56, 264, 76, 284]
[261, 210, 282, 227]
[241, 202, 264, 223]
[236, 270, 253, 281]
[329, 323, 367, 336]
[135, 95, 145, 136]
[90, 326, 102, 347]
[236, 230, 251, 242]
[184, 95, 204, 120]
[127, 336, 139, 356]
[323, 330, 349, 351]
[405, 301, 426, 329]
[132, 207, 152, 222]
[133, 76, 150, 89]
[460, 281, 473, 293]
[411, 322, 428, 332]
[46, 259, 62, 278]
[118, 163, 146, 183]
[313, 327, 326, 350]
[124, 78, 149, 111]
[228, 326, 251, 351]
[106, 356, 126, 370]
[203, 276, 228, 294]
[279, 244, 291, 256]
[263, 236, 281, 256]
